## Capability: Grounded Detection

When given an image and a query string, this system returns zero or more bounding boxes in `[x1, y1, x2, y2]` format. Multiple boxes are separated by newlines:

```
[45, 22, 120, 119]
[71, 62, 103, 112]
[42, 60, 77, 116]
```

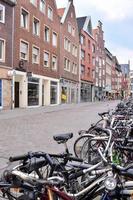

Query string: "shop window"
[61, 86, 67, 103]
[0, 4, 5, 23]
[28, 77, 39, 106]
[0, 79, 2, 107]
[50, 81, 57, 104]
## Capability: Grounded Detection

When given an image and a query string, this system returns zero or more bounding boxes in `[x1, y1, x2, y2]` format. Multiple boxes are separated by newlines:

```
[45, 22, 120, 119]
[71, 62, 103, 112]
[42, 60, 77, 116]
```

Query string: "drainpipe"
[78, 44, 81, 103]
[11, 5, 15, 109]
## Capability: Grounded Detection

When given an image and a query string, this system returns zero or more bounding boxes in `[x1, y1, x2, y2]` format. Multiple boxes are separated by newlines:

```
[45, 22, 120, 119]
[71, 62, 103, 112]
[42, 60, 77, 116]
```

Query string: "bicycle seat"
[53, 133, 73, 143]
[98, 112, 109, 117]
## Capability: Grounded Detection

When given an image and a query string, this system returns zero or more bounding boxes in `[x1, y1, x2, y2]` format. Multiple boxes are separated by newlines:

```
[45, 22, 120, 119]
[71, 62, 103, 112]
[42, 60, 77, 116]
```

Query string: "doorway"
[15, 82, 19, 108]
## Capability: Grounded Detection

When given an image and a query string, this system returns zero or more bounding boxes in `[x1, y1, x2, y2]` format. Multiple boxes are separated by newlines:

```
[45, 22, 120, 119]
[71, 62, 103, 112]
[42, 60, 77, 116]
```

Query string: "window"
[81, 50, 85, 60]
[44, 26, 50, 42]
[40, 0, 45, 13]
[72, 45, 77, 57]
[52, 32, 57, 47]
[81, 65, 85, 76]
[92, 57, 95, 66]
[72, 27, 75, 36]
[48, 7, 53, 20]
[44, 52, 49, 67]
[0, 4, 5, 23]
[30, 0, 37, 6]
[64, 38, 71, 52]
[72, 63, 77, 74]
[0, 80, 2, 107]
[68, 23, 71, 33]
[52, 55, 57, 70]
[92, 44, 95, 53]
[21, 8, 29, 29]
[33, 17, 40, 36]
[50, 81, 57, 104]
[99, 57, 102, 67]
[20, 41, 28, 60]
[64, 58, 70, 71]
[80, 35, 85, 45]
[28, 77, 39, 106]
[0, 39, 5, 62]
[32, 46, 39, 64]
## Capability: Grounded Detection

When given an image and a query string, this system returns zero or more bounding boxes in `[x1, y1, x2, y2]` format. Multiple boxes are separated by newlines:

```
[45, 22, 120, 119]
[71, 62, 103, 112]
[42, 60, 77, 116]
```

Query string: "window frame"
[48, 6, 53, 20]
[33, 16, 40, 36]
[30, 0, 37, 7]
[20, 39, 29, 61]
[52, 54, 57, 71]
[44, 51, 50, 67]
[40, 0, 46, 13]
[44, 25, 50, 42]
[32, 45, 40, 64]
[52, 31, 58, 47]
[0, 4, 5, 24]
[0, 38, 5, 62]
[20, 7, 29, 30]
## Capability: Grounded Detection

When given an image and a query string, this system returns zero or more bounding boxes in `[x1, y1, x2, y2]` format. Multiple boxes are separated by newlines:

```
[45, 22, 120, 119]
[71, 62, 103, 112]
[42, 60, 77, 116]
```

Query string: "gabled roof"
[57, 8, 65, 18]
[3, 0, 16, 6]
[59, 1, 71, 24]
[77, 16, 93, 37]
[77, 17, 87, 31]
[120, 64, 130, 75]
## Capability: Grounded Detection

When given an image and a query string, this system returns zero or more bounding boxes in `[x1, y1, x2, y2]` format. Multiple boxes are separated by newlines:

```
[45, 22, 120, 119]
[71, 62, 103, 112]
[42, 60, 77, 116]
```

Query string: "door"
[15, 82, 19, 108]
[42, 84, 44, 106]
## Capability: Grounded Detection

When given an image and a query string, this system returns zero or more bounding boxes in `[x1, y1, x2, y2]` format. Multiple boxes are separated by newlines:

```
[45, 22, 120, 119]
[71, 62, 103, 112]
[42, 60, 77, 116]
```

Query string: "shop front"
[28, 77, 39, 106]
[13, 70, 60, 108]
[60, 79, 79, 104]
[80, 82, 92, 102]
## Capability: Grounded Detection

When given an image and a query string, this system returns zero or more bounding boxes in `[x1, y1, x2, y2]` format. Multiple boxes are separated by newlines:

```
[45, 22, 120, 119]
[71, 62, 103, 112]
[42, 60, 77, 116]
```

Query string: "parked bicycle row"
[0, 99, 133, 199]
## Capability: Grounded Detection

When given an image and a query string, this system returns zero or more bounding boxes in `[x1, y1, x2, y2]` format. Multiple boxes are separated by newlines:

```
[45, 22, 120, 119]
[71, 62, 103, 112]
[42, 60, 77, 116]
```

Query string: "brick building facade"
[77, 16, 95, 102]
[58, 0, 80, 104]
[0, 0, 16, 109]
[93, 21, 106, 101]
[12, 0, 60, 108]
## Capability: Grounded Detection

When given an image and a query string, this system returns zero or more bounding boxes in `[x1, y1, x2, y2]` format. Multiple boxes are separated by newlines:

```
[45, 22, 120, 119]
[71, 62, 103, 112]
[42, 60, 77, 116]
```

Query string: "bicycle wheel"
[74, 135, 93, 158]
[80, 137, 107, 164]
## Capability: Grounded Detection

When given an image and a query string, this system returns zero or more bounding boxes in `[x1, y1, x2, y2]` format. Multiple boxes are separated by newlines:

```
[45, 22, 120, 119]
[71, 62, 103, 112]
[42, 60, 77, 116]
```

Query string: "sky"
[56, 0, 133, 69]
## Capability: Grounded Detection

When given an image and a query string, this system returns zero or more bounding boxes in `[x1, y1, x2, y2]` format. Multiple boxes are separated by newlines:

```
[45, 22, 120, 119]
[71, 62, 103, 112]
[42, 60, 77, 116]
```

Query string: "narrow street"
[0, 101, 119, 160]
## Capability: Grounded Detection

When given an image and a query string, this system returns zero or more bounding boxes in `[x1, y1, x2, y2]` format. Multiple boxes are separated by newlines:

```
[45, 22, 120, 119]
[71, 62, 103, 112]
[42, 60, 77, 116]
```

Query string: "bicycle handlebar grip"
[9, 154, 28, 162]
[69, 170, 84, 180]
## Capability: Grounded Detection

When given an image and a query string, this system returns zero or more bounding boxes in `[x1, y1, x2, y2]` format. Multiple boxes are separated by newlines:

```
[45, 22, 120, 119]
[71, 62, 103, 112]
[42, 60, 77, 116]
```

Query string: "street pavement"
[0, 100, 119, 165]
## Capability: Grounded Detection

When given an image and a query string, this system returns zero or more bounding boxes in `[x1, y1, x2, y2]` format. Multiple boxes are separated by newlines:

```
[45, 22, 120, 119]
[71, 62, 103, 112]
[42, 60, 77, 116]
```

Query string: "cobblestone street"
[0, 101, 119, 162]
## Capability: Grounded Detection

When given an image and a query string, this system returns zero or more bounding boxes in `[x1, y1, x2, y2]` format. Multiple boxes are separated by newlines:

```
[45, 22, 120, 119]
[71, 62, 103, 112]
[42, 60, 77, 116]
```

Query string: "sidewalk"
[0, 100, 119, 120]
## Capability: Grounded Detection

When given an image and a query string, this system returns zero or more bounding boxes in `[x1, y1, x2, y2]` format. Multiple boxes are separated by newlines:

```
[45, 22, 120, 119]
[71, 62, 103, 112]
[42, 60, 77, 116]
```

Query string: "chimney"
[98, 20, 102, 28]
[68, 0, 73, 4]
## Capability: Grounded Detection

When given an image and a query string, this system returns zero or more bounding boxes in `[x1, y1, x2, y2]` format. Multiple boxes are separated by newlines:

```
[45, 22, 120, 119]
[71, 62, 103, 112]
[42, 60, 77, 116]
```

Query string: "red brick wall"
[0, 0, 14, 68]
[13, 0, 60, 79]
[80, 29, 95, 83]
[59, 3, 79, 82]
